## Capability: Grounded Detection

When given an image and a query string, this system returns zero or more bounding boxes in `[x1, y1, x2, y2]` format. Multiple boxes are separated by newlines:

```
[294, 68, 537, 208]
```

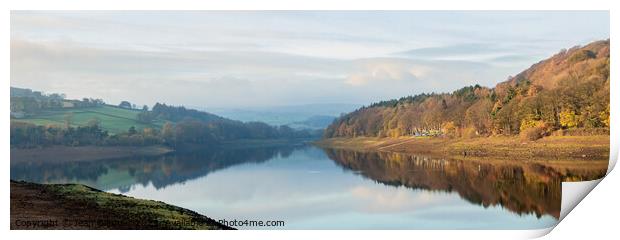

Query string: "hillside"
[324, 40, 610, 139]
[11, 105, 163, 134]
[11, 88, 319, 148]
[11, 86, 160, 134]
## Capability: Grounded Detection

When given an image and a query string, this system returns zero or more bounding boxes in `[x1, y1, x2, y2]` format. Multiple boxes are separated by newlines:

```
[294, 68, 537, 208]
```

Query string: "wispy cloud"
[10, 11, 610, 108]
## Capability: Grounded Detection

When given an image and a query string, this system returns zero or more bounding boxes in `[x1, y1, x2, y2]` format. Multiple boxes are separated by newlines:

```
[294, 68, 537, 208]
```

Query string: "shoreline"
[10, 180, 234, 230]
[10, 138, 318, 165]
[10, 145, 174, 164]
[218, 137, 317, 149]
[315, 135, 610, 161]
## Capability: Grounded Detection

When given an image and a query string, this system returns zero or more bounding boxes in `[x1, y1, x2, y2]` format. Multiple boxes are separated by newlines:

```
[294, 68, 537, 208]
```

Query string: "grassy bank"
[12, 105, 165, 134]
[316, 135, 610, 161]
[10, 181, 233, 230]
[10, 145, 173, 164]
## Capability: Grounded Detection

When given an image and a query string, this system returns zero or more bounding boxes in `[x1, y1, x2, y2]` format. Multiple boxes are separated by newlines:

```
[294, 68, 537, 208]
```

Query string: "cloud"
[348, 185, 455, 213]
[345, 59, 431, 86]
[394, 42, 549, 67]
[9, 39, 532, 108]
[10, 39, 353, 107]
[342, 57, 515, 93]
[10, 11, 610, 108]
[398, 43, 500, 57]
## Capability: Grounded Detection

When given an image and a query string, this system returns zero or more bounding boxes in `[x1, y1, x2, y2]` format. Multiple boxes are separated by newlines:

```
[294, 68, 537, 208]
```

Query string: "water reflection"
[322, 148, 607, 219]
[10, 145, 302, 192]
[10, 144, 607, 228]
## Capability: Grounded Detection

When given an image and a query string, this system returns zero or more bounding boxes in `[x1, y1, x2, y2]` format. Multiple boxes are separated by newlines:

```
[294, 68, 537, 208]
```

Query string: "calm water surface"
[12, 144, 606, 229]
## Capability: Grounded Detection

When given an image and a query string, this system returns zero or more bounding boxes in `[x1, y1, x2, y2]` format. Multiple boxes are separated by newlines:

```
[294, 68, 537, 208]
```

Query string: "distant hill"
[325, 40, 610, 139]
[206, 103, 359, 127]
[10, 89, 318, 140]
[289, 115, 336, 130]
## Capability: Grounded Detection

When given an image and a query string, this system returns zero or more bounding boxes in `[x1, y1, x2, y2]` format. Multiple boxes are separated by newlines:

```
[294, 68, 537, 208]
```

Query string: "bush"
[520, 126, 546, 141]
[461, 127, 477, 139]
[568, 49, 596, 63]
[441, 121, 458, 138]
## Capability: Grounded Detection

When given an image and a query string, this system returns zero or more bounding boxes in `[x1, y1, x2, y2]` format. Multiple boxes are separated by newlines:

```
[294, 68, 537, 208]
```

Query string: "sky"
[10, 11, 609, 109]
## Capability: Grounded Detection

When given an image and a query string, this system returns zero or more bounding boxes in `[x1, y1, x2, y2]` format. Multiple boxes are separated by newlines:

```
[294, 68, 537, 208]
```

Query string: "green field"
[11, 105, 165, 134]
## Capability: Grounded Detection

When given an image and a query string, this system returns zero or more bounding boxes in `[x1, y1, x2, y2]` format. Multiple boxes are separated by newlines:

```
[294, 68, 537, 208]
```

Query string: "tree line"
[10, 87, 105, 116]
[11, 103, 320, 148]
[139, 103, 319, 142]
[325, 40, 610, 140]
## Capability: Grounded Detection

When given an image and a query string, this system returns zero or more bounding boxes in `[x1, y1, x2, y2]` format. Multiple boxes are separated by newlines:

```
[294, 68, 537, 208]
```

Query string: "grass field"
[11, 105, 166, 134]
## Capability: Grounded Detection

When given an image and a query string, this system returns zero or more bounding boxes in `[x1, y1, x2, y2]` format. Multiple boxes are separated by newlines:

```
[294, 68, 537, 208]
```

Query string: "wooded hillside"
[11, 92, 319, 148]
[325, 40, 610, 140]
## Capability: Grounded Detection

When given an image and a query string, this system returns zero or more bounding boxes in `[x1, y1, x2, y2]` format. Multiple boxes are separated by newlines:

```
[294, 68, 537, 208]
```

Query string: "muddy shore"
[315, 135, 610, 161]
[10, 145, 173, 164]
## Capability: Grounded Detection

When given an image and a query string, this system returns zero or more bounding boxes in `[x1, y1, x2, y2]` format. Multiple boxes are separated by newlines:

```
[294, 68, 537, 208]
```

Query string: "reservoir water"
[12, 143, 607, 229]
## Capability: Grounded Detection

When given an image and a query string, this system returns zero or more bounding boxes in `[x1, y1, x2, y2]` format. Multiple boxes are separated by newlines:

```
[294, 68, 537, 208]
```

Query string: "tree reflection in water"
[10, 145, 302, 192]
[11, 144, 607, 221]
[321, 148, 607, 219]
